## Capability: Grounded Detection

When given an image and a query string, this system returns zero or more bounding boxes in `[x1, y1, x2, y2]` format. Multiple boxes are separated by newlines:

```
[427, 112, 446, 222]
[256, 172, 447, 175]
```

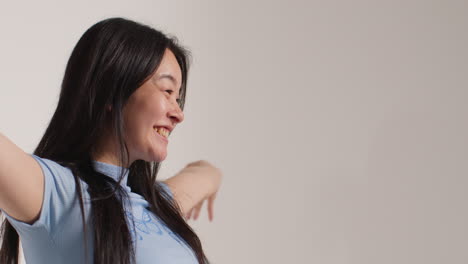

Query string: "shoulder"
[2, 155, 90, 235]
[31, 155, 73, 176]
[31, 155, 86, 191]
[157, 181, 174, 200]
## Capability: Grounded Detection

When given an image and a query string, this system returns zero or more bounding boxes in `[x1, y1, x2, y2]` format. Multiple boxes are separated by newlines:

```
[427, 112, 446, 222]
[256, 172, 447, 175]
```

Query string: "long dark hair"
[0, 17, 209, 264]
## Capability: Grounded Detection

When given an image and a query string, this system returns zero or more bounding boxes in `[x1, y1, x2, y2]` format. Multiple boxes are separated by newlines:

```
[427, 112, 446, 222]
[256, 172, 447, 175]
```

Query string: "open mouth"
[154, 127, 169, 142]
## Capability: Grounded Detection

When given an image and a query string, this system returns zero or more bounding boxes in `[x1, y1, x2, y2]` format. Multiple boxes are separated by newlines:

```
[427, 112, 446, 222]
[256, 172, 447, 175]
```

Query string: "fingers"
[185, 207, 194, 220]
[207, 192, 218, 222]
[193, 200, 204, 220]
[185, 192, 219, 222]
[185, 200, 203, 221]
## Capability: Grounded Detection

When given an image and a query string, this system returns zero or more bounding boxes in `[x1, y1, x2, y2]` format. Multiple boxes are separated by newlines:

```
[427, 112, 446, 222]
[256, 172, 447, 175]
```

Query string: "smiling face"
[122, 48, 184, 164]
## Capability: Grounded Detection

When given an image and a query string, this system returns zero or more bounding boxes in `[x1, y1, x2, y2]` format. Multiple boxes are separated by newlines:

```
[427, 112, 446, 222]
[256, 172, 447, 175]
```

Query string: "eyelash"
[165, 90, 181, 104]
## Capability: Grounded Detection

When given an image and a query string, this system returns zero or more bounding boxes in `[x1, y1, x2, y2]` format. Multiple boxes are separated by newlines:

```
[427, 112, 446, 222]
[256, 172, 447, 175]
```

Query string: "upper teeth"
[155, 127, 169, 138]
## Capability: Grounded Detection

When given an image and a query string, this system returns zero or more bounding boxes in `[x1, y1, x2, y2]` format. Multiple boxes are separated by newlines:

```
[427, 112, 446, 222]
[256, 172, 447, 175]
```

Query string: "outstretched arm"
[0, 132, 44, 224]
[163, 160, 222, 221]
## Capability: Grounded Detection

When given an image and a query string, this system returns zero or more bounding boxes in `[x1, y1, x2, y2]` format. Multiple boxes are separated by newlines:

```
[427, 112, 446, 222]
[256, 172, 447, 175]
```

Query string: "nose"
[169, 101, 184, 124]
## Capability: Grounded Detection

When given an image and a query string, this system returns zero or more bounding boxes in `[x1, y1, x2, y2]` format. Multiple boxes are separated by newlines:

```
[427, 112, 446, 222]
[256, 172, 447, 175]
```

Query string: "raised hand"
[164, 160, 222, 222]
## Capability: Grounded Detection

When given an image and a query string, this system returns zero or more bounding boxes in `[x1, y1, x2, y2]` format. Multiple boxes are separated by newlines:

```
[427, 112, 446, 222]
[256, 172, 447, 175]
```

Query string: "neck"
[92, 135, 132, 168]
[93, 153, 129, 168]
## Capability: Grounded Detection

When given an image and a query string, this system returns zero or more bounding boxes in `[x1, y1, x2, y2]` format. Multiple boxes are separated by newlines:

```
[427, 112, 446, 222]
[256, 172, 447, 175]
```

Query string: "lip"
[154, 129, 168, 143]
[154, 125, 173, 133]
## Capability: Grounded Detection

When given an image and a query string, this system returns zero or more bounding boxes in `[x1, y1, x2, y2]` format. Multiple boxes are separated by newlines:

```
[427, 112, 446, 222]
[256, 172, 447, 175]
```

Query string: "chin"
[147, 152, 167, 163]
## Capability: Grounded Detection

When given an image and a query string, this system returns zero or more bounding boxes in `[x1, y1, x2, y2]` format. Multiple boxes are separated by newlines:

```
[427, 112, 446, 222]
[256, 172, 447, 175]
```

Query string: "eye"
[166, 89, 181, 104]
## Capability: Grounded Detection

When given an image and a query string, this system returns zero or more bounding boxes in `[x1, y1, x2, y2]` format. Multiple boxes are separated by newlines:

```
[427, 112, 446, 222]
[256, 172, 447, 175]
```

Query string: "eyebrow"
[158, 73, 180, 89]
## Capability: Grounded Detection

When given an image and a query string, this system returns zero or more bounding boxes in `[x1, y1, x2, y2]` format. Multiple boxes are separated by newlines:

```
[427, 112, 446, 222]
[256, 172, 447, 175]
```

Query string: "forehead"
[152, 49, 182, 90]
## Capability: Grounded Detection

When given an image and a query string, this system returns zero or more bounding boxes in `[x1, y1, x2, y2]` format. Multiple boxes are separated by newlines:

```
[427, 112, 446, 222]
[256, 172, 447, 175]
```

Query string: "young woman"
[0, 17, 222, 264]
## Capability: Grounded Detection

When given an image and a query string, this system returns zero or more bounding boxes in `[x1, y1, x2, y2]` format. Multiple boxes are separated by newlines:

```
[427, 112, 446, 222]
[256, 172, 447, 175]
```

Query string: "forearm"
[163, 172, 211, 215]
[163, 161, 220, 215]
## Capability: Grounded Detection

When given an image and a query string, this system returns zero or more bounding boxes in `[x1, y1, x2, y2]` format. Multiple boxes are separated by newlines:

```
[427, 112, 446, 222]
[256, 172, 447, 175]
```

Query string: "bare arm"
[0, 133, 44, 224]
[163, 160, 222, 221]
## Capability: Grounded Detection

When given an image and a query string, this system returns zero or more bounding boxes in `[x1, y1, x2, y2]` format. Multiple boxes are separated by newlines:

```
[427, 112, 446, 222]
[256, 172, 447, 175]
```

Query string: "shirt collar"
[92, 160, 129, 186]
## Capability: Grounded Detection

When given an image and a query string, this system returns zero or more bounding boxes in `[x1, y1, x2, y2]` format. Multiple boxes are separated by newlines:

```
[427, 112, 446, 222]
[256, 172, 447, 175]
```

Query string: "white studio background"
[0, 0, 467, 263]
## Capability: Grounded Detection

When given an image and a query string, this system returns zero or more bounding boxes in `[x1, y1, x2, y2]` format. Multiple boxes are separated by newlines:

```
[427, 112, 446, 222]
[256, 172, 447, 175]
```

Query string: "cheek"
[146, 98, 168, 119]
[127, 106, 160, 140]
[124, 95, 166, 136]
[126, 100, 154, 123]
[123, 106, 150, 141]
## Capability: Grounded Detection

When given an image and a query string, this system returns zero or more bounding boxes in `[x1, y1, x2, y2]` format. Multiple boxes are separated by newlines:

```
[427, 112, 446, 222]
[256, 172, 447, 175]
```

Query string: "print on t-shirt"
[125, 208, 186, 248]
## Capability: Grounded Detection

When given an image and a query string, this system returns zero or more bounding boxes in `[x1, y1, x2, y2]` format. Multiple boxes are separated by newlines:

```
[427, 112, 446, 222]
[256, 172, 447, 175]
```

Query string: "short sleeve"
[2, 154, 85, 238]
[157, 181, 174, 200]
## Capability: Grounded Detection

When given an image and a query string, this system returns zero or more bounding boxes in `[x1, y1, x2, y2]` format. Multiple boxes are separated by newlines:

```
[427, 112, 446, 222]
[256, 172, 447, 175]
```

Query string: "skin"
[93, 48, 222, 221]
[93, 48, 184, 166]
[0, 49, 220, 225]
[166, 160, 222, 221]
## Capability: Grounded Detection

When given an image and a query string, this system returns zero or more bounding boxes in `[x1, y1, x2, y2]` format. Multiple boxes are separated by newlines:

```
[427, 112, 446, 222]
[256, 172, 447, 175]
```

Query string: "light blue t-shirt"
[1, 155, 198, 264]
